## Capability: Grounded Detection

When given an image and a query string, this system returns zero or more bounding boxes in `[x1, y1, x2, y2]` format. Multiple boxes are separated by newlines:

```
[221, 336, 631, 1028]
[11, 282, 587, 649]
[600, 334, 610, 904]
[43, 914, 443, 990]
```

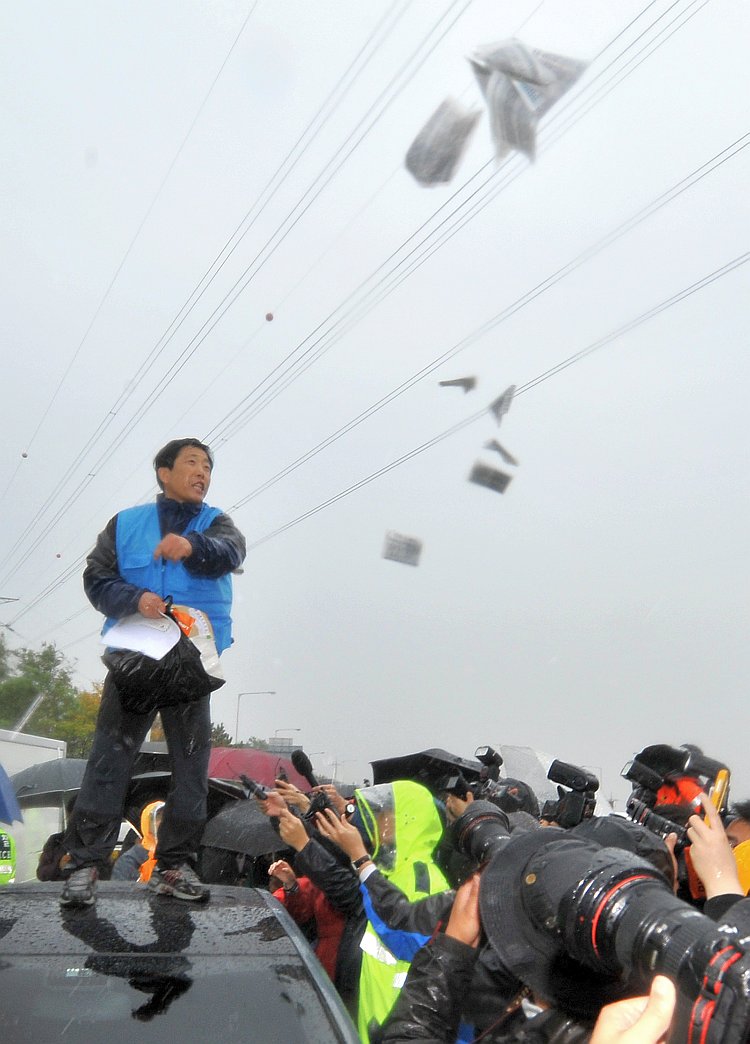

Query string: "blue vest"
[103, 502, 234, 653]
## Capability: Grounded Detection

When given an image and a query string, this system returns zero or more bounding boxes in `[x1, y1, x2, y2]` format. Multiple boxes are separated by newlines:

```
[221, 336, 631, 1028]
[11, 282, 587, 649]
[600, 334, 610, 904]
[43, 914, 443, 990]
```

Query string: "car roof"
[0, 882, 359, 1043]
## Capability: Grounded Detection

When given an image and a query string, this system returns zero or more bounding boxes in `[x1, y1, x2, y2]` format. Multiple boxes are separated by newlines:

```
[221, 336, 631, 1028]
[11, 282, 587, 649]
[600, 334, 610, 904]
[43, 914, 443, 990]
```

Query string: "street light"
[274, 727, 301, 737]
[235, 691, 275, 744]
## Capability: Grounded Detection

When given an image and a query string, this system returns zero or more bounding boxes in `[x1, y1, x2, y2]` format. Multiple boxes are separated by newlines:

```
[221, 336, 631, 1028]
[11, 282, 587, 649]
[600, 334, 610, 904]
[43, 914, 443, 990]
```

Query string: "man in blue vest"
[60, 438, 246, 908]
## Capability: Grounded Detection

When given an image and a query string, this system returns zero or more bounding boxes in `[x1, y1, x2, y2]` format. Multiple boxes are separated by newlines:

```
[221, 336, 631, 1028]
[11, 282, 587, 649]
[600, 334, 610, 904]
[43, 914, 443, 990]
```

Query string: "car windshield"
[1, 955, 347, 1043]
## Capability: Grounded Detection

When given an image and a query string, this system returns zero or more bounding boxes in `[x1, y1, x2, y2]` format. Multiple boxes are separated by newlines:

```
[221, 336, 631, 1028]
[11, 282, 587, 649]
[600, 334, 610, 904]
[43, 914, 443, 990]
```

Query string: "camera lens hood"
[480, 830, 642, 1018]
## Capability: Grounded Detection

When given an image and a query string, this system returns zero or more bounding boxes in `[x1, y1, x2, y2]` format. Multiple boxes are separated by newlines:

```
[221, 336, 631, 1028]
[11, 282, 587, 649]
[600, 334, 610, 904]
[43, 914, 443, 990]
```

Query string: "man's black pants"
[63, 673, 211, 872]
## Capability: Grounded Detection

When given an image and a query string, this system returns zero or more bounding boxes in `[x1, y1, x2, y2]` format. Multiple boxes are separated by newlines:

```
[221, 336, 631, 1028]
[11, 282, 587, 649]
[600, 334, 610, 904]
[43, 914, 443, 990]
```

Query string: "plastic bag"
[103, 601, 225, 714]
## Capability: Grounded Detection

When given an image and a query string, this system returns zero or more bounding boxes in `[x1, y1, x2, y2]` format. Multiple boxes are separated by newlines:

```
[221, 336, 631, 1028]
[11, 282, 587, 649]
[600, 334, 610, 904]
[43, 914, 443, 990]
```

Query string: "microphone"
[291, 748, 319, 790]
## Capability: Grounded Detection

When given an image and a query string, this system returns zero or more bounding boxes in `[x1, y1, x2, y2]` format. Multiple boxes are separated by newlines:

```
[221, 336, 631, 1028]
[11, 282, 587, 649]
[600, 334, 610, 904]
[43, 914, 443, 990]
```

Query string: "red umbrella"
[208, 747, 309, 791]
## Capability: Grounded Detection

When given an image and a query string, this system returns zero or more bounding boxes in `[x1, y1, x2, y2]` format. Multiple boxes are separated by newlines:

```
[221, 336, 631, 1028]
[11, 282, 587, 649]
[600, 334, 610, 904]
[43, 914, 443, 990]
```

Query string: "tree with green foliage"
[0, 637, 101, 758]
[210, 722, 233, 746]
[208, 722, 269, 749]
[238, 735, 269, 750]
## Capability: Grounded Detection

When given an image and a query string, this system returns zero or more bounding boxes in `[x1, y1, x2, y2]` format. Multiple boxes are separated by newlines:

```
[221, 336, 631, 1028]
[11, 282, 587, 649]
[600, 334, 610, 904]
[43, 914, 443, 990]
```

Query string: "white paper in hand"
[101, 613, 182, 660]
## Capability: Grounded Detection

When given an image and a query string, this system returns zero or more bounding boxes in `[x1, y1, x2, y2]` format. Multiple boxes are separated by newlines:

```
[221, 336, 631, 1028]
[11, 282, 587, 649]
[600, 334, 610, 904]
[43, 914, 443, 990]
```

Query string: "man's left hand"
[153, 534, 193, 561]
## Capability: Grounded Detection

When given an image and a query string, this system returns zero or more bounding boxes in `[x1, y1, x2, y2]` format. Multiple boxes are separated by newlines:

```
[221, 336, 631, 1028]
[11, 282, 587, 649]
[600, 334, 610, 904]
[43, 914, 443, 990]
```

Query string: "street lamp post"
[235, 691, 276, 744]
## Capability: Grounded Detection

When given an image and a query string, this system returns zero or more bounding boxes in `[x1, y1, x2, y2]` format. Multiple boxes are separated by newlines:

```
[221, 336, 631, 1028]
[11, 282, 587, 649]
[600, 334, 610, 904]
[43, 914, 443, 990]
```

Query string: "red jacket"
[274, 875, 346, 982]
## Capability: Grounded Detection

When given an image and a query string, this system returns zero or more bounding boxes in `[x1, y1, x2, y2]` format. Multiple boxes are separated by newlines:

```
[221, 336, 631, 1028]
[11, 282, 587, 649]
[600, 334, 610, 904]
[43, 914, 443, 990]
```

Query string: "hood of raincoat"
[139, 800, 165, 852]
[354, 780, 445, 878]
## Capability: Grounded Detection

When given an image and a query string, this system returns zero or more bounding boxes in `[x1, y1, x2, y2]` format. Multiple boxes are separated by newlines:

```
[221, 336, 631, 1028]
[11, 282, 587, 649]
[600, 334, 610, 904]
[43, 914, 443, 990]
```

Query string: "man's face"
[444, 791, 473, 823]
[726, 818, 750, 849]
[157, 446, 212, 504]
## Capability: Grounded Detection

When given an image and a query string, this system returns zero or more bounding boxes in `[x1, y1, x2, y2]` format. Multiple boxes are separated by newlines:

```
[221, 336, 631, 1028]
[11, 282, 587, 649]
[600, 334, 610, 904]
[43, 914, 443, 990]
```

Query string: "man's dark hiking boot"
[60, 866, 98, 908]
[148, 864, 210, 902]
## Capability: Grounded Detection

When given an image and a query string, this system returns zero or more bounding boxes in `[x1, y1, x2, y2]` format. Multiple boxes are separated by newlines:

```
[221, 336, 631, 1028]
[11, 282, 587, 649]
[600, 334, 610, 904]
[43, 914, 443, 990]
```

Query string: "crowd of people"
[238, 743, 750, 1043]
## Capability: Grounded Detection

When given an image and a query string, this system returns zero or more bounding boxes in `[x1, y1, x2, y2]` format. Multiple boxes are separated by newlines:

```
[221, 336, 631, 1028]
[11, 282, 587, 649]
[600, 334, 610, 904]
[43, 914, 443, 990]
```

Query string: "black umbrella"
[122, 773, 241, 828]
[12, 759, 88, 807]
[371, 748, 483, 793]
[200, 798, 289, 859]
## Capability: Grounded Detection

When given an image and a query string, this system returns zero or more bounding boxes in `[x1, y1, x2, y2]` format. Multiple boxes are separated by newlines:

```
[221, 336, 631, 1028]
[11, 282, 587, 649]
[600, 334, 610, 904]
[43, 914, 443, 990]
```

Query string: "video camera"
[622, 744, 730, 813]
[478, 829, 750, 1042]
[622, 744, 731, 898]
[540, 760, 599, 828]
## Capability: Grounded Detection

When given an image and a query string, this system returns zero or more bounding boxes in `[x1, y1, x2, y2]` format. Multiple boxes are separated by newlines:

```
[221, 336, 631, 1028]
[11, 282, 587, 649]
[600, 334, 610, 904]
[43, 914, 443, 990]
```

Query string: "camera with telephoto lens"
[540, 760, 599, 828]
[450, 799, 511, 866]
[626, 796, 690, 853]
[479, 829, 750, 1042]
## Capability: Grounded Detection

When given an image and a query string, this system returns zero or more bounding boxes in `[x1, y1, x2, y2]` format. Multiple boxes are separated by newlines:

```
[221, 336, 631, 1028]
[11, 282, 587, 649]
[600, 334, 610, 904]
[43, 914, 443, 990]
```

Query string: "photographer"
[385, 824, 750, 1042]
[319, 797, 532, 1041]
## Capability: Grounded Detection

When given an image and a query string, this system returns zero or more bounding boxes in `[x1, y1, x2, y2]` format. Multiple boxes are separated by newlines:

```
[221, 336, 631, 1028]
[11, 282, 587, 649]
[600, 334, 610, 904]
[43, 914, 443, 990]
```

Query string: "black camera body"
[622, 744, 729, 809]
[541, 759, 599, 828]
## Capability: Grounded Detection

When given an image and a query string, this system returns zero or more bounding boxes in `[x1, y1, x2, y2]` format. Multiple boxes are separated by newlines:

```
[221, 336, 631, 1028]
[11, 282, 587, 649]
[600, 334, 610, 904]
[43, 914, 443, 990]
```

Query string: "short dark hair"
[728, 799, 750, 825]
[153, 438, 213, 490]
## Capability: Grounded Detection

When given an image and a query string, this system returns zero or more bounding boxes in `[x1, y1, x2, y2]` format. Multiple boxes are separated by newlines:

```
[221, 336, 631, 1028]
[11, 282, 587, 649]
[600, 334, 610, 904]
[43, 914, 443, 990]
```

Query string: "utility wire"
[0, 1, 259, 504]
[0, 0, 717, 618]
[241, 250, 749, 552]
[0, 0, 460, 583]
[226, 132, 749, 511]
[206, 0, 710, 448]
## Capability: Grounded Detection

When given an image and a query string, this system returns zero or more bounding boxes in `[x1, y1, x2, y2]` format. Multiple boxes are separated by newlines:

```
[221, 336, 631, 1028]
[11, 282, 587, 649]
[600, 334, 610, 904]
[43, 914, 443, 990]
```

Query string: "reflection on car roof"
[0, 883, 360, 1044]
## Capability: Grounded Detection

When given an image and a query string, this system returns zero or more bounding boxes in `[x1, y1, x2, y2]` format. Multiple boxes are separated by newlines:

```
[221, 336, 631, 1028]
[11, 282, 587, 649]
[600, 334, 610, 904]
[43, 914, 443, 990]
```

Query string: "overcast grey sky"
[2, 0, 748, 806]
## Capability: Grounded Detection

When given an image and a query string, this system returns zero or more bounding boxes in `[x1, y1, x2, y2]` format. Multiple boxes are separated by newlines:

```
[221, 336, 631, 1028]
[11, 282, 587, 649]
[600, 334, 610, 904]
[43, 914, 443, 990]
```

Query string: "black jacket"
[362, 869, 523, 1035]
[294, 835, 366, 1014]
[382, 933, 591, 1044]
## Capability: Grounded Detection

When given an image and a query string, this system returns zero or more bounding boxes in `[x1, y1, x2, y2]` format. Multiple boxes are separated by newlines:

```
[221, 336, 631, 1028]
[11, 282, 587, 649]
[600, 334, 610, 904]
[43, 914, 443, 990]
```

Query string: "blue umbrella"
[0, 763, 23, 827]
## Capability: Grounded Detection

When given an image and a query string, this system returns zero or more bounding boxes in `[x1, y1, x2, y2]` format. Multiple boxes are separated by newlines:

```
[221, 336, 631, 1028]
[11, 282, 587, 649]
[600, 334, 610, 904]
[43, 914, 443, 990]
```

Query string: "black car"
[0, 882, 359, 1043]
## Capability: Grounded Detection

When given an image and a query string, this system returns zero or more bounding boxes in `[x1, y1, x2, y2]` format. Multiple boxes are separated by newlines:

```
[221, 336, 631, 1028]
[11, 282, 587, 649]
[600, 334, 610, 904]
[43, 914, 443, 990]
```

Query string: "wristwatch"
[351, 854, 371, 871]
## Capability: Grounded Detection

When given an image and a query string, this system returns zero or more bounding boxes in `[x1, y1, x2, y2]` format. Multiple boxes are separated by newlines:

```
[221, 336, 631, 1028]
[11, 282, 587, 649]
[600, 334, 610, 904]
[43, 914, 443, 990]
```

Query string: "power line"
[241, 249, 749, 552]
[0, 1, 259, 504]
[0, 0, 462, 584]
[2, 0, 727, 618]
[0, 0, 699, 592]
[205, 0, 713, 449]
[226, 131, 749, 511]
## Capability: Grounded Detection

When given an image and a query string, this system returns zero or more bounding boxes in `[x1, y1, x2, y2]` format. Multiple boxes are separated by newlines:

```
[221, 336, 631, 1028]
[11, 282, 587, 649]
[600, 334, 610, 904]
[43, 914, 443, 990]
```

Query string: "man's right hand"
[277, 808, 310, 852]
[138, 592, 167, 619]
